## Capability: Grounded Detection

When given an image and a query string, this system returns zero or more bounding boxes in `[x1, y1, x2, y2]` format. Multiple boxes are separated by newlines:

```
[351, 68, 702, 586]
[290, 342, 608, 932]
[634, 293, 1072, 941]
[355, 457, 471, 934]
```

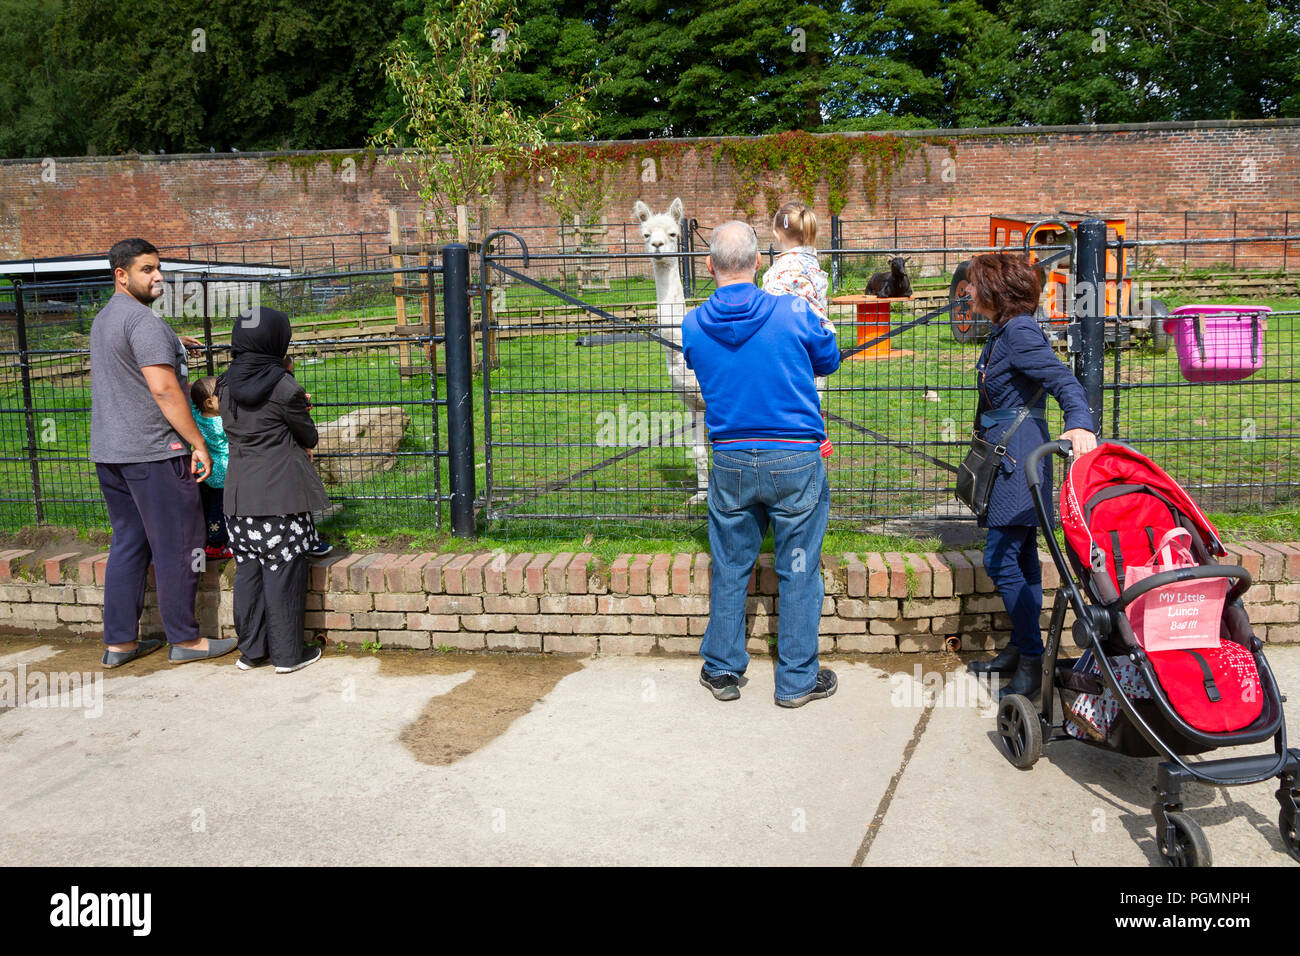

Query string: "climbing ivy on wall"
[713, 130, 947, 217]
[265, 149, 379, 190]
[262, 132, 953, 218]
[502, 139, 689, 212]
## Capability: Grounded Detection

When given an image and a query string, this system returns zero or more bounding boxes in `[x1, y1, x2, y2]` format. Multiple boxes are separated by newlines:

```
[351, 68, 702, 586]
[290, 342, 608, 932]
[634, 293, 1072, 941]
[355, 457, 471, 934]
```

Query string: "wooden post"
[389, 208, 406, 326]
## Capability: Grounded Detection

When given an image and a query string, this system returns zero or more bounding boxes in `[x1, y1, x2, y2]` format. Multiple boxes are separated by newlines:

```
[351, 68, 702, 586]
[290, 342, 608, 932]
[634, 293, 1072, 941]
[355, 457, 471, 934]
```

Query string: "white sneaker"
[275, 646, 323, 674]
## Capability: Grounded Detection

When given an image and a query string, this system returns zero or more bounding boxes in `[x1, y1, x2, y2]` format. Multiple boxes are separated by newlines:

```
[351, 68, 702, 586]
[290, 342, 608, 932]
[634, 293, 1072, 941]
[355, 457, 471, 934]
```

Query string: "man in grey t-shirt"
[91, 238, 236, 667]
[89, 290, 191, 462]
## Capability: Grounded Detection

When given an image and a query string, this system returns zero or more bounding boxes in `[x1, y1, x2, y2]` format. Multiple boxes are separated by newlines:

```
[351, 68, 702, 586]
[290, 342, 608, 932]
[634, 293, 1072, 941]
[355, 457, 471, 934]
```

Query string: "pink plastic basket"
[1164, 305, 1269, 383]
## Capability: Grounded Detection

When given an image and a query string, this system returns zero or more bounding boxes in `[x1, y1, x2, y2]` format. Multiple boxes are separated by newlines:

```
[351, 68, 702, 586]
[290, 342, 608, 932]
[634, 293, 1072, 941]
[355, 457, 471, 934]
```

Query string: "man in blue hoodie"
[683, 221, 841, 707]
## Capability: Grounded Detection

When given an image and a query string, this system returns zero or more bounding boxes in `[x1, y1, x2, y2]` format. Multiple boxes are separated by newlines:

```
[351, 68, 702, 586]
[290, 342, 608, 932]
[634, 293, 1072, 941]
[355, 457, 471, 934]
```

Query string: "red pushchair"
[994, 438, 1300, 866]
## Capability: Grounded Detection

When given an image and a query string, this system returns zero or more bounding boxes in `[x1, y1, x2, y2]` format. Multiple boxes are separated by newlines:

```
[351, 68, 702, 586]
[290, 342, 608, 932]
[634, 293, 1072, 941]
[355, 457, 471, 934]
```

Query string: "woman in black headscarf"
[218, 307, 329, 673]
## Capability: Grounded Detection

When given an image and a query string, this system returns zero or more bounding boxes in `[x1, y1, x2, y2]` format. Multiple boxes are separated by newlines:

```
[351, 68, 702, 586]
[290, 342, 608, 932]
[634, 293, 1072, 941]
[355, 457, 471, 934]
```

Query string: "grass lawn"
[1, 287, 1296, 556]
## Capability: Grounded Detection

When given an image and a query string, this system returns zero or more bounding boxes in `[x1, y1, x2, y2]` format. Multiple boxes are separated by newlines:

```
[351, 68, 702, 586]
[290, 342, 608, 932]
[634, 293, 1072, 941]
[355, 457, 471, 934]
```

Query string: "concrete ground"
[2, 637, 1298, 867]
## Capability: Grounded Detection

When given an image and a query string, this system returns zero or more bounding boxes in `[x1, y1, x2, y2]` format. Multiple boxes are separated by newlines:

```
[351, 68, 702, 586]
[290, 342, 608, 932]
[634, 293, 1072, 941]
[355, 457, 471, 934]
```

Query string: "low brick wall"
[1, 544, 1298, 654]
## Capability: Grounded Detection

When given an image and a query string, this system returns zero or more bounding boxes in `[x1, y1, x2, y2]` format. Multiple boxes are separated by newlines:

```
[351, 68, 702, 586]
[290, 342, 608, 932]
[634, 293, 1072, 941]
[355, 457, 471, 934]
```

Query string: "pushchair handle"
[1027, 438, 1133, 488]
[1025, 440, 1073, 488]
[1117, 564, 1253, 611]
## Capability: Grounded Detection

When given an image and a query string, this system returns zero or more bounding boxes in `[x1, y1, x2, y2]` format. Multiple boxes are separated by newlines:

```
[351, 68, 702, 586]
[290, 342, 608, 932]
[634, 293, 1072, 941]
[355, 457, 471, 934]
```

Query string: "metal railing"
[0, 258, 466, 533]
[4, 229, 1296, 536]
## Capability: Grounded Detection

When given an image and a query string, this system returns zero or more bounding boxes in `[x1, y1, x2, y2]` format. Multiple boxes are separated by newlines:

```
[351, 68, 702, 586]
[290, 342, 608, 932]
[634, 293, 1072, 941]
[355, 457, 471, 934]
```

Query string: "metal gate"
[474, 230, 984, 527]
[1, 264, 453, 533]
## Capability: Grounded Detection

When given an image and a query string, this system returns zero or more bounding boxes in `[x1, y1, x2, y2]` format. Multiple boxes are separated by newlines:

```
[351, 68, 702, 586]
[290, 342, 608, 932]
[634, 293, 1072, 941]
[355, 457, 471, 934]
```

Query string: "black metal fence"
[3, 227, 1297, 536]
[155, 230, 389, 274]
[477, 225, 1300, 527]
[0, 262, 453, 532]
[831, 209, 1300, 283]
[1105, 234, 1300, 513]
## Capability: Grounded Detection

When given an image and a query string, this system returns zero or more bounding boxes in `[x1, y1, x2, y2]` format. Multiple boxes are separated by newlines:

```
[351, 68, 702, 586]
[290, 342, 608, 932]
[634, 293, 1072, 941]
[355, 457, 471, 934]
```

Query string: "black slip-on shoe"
[775, 668, 838, 708]
[102, 638, 165, 669]
[276, 645, 323, 674]
[700, 666, 741, 701]
[235, 655, 272, 671]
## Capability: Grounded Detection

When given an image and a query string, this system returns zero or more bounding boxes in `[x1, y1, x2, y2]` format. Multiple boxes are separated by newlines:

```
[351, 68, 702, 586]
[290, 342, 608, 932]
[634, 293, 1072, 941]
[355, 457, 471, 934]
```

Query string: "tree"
[2, 0, 413, 158]
[369, 0, 594, 239]
[0, 0, 82, 158]
[952, 0, 1300, 126]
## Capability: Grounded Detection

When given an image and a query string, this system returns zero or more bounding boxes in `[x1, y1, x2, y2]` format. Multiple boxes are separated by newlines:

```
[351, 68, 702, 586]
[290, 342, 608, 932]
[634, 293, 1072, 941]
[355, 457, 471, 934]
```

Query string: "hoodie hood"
[692, 282, 780, 348]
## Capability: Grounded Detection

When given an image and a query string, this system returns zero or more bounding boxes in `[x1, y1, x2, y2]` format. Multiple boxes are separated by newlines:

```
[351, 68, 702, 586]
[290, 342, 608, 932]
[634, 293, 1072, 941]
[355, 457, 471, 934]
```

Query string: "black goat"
[866, 257, 912, 298]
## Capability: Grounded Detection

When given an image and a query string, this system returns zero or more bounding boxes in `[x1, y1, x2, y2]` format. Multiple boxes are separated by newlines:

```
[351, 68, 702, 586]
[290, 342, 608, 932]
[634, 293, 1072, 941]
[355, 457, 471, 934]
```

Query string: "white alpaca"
[634, 198, 710, 505]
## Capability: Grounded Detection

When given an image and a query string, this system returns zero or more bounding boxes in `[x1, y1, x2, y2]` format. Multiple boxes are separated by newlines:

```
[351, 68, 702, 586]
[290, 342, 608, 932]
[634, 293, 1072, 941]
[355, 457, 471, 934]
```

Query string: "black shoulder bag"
[954, 387, 1043, 520]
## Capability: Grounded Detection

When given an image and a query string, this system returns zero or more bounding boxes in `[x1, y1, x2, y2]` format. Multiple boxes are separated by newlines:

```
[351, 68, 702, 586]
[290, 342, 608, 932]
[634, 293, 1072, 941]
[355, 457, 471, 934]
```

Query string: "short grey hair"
[710, 220, 759, 274]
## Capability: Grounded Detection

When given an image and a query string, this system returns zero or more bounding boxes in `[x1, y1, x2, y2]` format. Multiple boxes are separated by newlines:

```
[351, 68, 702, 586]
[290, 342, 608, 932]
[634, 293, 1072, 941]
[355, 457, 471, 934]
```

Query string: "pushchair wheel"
[995, 695, 1042, 769]
[1159, 812, 1211, 867]
[1280, 810, 1300, 864]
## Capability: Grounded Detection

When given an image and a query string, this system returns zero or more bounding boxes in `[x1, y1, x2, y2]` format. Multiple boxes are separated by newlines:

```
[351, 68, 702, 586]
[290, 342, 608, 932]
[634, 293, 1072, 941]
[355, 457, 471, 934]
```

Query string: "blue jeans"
[983, 525, 1044, 656]
[701, 448, 830, 700]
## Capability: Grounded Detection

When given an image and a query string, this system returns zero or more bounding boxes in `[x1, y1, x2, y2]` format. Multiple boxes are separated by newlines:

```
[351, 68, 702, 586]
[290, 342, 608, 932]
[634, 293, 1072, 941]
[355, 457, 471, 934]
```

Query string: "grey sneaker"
[168, 637, 237, 664]
[775, 669, 838, 708]
[700, 666, 741, 701]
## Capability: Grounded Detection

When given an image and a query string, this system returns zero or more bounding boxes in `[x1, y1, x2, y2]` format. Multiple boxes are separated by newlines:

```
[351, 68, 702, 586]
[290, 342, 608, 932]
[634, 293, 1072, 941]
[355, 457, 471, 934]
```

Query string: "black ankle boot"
[998, 654, 1043, 700]
[967, 644, 1020, 675]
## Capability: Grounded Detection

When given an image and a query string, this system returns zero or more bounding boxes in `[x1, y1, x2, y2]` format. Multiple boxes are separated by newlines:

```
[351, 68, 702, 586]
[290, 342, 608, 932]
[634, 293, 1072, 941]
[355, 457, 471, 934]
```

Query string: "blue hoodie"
[682, 282, 840, 449]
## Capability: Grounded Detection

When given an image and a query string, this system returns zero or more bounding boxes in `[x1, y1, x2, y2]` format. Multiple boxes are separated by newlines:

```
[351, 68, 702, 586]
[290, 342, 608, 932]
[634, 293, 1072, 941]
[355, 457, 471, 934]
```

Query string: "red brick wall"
[3, 544, 1298, 653]
[4, 120, 1298, 261]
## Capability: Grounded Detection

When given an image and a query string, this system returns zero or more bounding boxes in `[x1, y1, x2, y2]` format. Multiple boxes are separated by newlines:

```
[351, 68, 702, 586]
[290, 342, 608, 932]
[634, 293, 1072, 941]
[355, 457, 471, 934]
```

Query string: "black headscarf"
[224, 307, 291, 417]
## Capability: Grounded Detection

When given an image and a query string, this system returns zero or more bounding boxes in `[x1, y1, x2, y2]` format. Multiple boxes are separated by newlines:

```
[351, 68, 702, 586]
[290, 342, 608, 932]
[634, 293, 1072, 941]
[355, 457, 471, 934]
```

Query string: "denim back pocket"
[766, 458, 820, 514]
[708, 463, 745, 512]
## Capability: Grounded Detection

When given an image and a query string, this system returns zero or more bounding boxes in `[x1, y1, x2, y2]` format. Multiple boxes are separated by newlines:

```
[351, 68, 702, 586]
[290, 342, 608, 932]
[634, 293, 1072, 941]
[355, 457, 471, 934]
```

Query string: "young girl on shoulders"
[762, 201, 832, 332]
[761, 201, 836, 455]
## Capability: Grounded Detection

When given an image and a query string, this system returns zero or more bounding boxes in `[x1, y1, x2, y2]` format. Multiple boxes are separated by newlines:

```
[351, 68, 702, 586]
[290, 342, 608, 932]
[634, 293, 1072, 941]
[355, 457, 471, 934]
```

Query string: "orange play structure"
[948, 214, 1148, 344]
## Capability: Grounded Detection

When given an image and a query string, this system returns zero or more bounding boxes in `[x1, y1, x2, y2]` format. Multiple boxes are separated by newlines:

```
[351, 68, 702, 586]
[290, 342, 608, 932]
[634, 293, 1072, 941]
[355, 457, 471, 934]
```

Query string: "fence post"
[201, 276, 214, 376]
[12, 281, 45, 523]
[1074, 219, 1107, 430]
[832, 214, 842, 293]
[442, 243, 476, 537]
[681, 220, 693, 298]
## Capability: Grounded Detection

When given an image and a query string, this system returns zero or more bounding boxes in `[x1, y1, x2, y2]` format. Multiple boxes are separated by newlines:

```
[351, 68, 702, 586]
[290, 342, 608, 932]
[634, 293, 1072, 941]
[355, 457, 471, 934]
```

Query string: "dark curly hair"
[965, 253, 1041, 325]
[189, 375, 217, 408]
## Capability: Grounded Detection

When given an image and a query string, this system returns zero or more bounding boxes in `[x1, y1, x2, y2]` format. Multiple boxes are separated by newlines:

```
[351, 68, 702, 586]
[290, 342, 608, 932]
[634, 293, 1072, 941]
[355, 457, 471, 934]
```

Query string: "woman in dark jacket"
[218, 307, 330, 673]
[963, 254, 1097, 698]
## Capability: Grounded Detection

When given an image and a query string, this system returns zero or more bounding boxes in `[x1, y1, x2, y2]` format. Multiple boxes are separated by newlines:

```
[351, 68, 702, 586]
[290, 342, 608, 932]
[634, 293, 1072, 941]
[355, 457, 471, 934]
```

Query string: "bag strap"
[1151, 527, 1193, 566]
[977, 323, 1045, 439]
[995, 387, 1046, 448]
[1182, 650, 1221, 703]
[1108, 530, 1125, 590]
